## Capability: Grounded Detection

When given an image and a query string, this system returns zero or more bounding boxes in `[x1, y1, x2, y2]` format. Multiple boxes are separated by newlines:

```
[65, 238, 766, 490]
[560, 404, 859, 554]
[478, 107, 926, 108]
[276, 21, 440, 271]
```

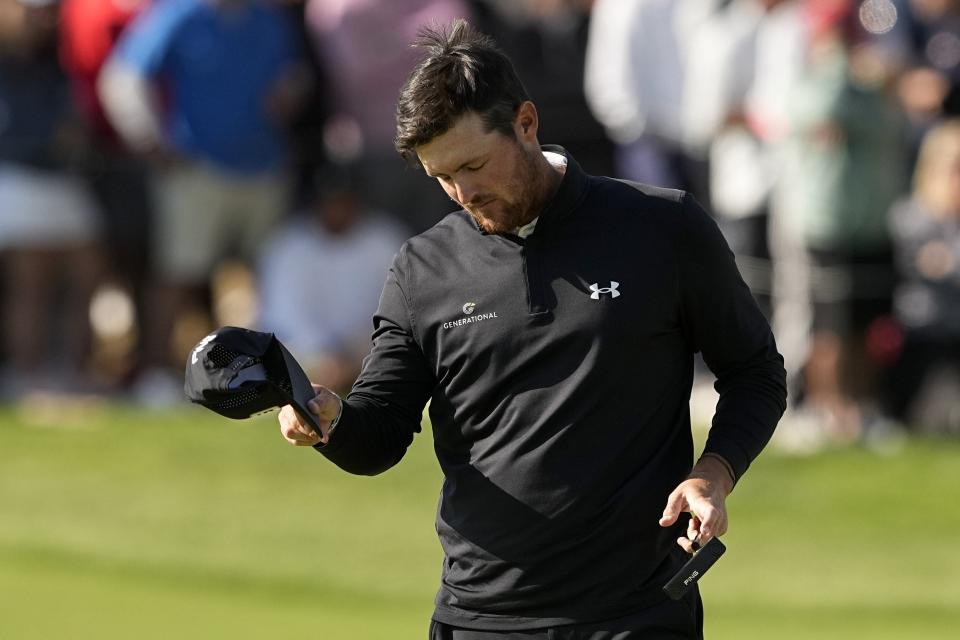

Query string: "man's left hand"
[658, 455, 735, 553]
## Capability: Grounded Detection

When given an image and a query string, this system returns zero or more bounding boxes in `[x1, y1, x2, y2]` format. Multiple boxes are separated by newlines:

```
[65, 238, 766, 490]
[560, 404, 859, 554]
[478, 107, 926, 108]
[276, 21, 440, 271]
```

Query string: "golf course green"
[1, 403, 957, 639]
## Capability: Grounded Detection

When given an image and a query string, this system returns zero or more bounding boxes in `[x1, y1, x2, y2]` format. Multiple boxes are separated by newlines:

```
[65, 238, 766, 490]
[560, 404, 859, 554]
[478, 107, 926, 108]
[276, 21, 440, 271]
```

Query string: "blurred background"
[0, 0, 958, 638]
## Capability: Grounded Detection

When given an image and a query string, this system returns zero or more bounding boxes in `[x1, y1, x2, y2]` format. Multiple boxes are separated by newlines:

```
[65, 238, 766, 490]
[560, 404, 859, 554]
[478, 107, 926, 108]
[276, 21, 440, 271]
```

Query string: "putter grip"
[663, 537, 726, 600]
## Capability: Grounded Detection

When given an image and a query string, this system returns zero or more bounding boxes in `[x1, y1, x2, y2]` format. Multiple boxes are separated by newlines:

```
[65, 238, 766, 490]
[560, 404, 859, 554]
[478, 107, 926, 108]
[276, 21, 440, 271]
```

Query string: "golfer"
[279, 20, 787, 639]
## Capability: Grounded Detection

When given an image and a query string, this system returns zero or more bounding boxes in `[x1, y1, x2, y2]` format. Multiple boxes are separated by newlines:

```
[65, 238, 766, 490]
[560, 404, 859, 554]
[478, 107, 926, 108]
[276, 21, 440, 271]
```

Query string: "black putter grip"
[663, 537, 726, 600]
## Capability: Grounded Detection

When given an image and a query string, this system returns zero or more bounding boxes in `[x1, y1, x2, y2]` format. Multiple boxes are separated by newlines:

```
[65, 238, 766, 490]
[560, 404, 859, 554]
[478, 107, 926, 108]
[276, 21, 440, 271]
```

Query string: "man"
[279, 20, 787, 639]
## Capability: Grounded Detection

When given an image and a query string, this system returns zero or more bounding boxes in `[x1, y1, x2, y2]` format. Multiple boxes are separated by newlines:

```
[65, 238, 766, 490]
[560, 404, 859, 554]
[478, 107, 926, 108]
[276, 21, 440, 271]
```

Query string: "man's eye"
[466, 163, 485, 172]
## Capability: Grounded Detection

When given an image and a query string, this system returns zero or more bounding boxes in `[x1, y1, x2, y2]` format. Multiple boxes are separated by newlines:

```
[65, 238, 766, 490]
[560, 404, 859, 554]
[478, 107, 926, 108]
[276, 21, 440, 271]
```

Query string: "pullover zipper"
[522, 235, 551, 318]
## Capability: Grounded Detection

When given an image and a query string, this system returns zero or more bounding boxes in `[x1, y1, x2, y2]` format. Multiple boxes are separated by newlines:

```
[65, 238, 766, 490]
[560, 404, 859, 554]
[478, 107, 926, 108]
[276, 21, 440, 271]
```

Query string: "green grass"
[1, 402, 958, 638]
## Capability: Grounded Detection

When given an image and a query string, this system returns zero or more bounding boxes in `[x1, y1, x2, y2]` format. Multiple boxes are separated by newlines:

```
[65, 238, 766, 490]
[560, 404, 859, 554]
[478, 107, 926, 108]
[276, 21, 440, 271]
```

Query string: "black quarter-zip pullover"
[316, 148, 787, 630]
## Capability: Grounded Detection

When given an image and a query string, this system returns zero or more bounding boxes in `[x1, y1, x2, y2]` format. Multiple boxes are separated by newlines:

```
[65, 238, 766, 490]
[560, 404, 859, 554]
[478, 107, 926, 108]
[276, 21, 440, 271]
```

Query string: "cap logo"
[191, 332, 217, 364]
[462, 302, 477, 315]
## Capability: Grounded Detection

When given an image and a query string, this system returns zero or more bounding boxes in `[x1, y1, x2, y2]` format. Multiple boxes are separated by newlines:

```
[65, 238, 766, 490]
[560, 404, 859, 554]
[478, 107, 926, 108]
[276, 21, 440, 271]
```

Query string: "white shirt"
[258, 212, 407, 361]
[584, 0, 722, 144]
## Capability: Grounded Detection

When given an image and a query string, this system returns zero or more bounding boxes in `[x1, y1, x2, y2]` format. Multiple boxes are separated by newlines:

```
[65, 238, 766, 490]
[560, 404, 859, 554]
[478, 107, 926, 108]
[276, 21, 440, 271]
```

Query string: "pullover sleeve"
[313, 250, 435, 475]
[677, 193, 787, 481]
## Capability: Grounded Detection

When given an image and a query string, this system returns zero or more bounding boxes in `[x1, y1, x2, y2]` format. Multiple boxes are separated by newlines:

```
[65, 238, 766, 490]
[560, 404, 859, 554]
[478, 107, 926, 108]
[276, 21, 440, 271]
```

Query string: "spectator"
[906, 0, 960, 114]
[257, 166, 407, 394]
[0, 0, 104, 396]
[60, 0, 152, 384]
[682, 0, 804, 319]
[584, 0, 725, 197]
[884, 118, 960, 433]
[780, 0, 907, 441]
[891, 0, 960, 177]
[305, 0, 472, 233]
[99, 0, 307, 402]
[277, 0, 332, 207]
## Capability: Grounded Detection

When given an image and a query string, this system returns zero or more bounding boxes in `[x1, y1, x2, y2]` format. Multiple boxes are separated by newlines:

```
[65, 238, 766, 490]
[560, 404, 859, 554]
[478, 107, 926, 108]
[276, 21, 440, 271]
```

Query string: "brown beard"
[469, 202, 526, 235]
[468, 149, 548, 234]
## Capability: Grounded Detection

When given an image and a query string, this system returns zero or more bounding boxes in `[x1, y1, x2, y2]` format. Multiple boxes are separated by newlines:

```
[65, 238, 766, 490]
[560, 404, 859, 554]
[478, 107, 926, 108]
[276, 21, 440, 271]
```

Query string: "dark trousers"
[429, 589, 703, 640]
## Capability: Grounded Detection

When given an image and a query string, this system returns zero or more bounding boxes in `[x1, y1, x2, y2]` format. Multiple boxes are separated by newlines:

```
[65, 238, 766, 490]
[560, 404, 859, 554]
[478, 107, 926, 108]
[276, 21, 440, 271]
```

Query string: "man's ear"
[514, 101, 539, 143]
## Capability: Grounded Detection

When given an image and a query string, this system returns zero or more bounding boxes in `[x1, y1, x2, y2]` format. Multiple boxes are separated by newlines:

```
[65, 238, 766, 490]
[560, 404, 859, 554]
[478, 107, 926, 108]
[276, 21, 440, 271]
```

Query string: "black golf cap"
[184, 326, 322, 436]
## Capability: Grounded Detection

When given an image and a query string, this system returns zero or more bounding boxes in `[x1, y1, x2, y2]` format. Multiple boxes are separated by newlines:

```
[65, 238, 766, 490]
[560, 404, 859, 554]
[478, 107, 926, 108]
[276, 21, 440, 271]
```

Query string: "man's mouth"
[472, 198, 497, 212]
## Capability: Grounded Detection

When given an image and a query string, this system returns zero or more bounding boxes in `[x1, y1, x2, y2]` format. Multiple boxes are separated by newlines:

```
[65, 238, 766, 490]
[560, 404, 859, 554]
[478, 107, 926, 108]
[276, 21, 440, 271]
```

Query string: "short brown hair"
[394, 19, 530, 165]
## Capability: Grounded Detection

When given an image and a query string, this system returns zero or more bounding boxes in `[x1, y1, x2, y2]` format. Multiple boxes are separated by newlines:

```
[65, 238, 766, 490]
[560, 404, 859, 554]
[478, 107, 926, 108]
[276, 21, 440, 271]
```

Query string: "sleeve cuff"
[312, 394, 346, 453]
[698, 451, 739, 487]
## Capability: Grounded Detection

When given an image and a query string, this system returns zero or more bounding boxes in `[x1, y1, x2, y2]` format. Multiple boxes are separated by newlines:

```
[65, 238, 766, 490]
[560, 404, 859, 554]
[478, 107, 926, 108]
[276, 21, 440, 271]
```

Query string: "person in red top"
[60, 0, 153, 390]
[60, 0, 147, 144]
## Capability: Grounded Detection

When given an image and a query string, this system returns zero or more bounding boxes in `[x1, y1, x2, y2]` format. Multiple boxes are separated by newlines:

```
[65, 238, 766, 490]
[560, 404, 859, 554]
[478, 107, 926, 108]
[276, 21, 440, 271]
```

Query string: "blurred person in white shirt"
[257, 165, 407, 393]
[584, 0, 724, 196]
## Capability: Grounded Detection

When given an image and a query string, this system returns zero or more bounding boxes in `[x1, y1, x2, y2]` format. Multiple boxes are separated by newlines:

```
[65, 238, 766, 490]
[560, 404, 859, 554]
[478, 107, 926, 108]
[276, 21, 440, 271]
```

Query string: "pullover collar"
[532, 145, 591, 237]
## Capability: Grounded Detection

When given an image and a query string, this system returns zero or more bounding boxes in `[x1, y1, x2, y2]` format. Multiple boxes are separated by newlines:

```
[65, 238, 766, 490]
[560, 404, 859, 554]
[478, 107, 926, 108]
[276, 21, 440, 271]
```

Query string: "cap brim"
[275, 340, 323, 438]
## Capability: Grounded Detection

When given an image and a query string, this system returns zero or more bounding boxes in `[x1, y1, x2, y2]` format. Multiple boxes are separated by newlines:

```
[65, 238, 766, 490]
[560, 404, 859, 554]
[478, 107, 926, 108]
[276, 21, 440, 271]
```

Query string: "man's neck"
[518, 152, 566, 227]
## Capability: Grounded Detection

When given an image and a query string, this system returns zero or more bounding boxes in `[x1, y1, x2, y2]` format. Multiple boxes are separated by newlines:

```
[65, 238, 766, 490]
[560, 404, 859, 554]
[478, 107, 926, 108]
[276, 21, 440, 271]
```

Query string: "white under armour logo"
[589, 282, 621, 299]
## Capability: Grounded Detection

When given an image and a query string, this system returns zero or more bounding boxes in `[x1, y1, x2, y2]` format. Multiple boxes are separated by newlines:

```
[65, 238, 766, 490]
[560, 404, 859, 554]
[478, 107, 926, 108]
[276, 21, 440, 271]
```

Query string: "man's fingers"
[659, 489, 686, 527]
[691, 506, 714, 543]
[278, 404, 321, 446]
[677, 536, 697, 554]
[281, 422, 313, 442]
[664, 475, 730, 551]
[278, 405, 297, 436]
[277, 384, 341, 447]
[686, 515, 701, 542]
[691, 498, 729, 541]
[281, 423, 314, 445]
[701, 509, 729, 540]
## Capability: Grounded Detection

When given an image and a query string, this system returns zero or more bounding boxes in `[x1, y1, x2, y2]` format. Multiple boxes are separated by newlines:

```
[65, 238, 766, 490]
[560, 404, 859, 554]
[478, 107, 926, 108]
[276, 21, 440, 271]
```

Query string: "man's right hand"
[278, 384, 342, 447]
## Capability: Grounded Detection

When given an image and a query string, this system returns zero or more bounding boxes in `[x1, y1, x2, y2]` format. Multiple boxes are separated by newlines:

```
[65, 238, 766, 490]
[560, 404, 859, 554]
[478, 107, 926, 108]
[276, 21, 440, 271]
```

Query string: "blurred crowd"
[0, 0, 958, 445]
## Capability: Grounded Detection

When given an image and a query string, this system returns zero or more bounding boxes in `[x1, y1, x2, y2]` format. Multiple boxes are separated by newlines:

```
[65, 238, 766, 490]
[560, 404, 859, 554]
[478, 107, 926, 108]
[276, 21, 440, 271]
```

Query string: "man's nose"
[455, 180, 479, 205]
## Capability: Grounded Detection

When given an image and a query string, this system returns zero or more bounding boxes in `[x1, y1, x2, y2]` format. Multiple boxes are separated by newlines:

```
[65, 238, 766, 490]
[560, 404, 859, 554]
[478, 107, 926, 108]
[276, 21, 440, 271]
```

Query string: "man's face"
[416, 109, 544, 234]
